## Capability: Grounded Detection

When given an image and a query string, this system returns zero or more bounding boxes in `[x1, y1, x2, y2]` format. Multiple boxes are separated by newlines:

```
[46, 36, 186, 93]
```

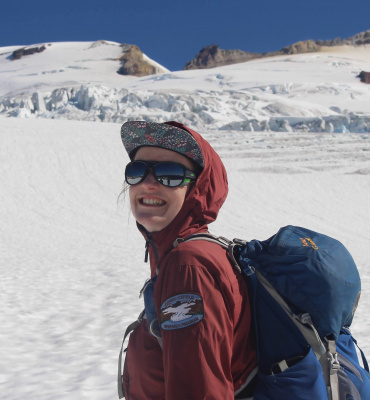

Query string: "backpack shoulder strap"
[174, 233, 229, 249]
[173, 233, 242, 273]
[118, 310, 145, 399]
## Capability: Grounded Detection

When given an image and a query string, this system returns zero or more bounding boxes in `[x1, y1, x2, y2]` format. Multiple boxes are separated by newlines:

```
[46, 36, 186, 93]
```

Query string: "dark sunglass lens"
[125, 162, 147, 185]
[154, 163, 184, 187]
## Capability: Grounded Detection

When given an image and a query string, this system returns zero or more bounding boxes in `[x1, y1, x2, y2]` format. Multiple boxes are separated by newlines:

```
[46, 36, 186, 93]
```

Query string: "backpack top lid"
[241, 225, 361, 340]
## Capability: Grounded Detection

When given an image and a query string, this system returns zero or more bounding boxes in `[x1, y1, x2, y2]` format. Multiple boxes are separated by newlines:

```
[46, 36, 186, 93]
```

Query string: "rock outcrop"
[117, 44, 163, 77]
[280, 40, 321, 55]
[184, 30, 370, 70]
[358, 71, 370, 84]
[342, 30, 370, 45]
[184, 44, 260, 70]
[12, 45, 47, 60]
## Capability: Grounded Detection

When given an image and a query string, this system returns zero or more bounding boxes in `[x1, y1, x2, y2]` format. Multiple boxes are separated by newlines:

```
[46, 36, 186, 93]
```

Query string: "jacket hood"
[138, 121, 228, 276]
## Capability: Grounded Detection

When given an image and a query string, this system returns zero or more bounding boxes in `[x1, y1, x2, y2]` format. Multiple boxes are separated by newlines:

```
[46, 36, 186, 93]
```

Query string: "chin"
[139, 219, 166, 233]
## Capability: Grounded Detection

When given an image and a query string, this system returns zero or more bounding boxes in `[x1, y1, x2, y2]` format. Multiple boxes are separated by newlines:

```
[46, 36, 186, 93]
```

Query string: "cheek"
[172, 187, 188, 211]
[129, 186, 137, 208]
[185, 183, 195, 198]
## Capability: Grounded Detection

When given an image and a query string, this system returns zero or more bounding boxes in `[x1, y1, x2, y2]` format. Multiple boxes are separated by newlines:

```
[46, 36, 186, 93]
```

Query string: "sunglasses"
[125, 161, 198, 187]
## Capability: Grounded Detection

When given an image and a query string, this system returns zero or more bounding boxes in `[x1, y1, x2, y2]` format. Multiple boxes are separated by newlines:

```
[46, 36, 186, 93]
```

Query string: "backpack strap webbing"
[327, 339, 340, 400]
[118, 309, 145, 399]
[173, 233, 242, 273]
[174, 233, 230, 249]
[351, 333, 370, 371]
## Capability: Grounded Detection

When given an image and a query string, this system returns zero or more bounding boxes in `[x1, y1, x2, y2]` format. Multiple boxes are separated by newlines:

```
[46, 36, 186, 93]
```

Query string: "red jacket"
[123, 122, 257, 399]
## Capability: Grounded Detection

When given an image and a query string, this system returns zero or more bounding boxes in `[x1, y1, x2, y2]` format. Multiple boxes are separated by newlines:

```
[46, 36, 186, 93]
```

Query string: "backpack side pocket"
[254, 348, 328, 400]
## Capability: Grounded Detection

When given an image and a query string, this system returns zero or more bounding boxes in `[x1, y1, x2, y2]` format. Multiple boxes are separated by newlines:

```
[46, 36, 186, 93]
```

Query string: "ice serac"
[2, 85, 369, 133]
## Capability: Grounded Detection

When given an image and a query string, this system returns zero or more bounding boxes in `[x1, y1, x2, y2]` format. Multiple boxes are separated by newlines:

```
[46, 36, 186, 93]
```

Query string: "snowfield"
[1, 116, 369, 400]
[0, 42, 369, 132]
[1, 41, 370, 399]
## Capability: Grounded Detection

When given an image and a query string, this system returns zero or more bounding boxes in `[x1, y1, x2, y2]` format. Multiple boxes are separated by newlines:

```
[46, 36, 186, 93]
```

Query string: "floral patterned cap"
[121, 121, 204, 168]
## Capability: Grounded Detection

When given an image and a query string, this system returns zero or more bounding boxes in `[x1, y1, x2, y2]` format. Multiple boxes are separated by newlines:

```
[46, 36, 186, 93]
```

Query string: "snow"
[0, 41, 169, 97]
[0, 42, 369, 131]
[1, 116, 369, 399]
[1, 41, 370, 399]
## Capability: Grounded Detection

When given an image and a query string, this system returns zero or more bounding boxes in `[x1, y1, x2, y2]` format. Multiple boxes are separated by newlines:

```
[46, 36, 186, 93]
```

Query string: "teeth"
[142, 198, 164, 206]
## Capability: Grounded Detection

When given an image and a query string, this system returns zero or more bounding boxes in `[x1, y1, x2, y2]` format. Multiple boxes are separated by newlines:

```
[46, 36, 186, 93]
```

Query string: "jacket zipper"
[144, 231, 160, 273]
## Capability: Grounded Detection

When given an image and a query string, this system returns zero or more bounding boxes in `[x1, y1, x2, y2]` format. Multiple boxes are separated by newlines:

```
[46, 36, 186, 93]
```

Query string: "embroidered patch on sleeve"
[160, 293, 204, 331]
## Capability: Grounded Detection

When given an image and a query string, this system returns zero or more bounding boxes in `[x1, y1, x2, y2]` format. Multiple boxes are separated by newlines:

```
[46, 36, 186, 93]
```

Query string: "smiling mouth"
[140, 198, 165, 206]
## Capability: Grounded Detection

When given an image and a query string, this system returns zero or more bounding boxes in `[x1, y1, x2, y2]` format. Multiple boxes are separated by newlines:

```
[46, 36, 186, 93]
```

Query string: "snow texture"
[0, 42, 369, 132]
[1, 116, 369, 400]
[0, 41, 370, 399]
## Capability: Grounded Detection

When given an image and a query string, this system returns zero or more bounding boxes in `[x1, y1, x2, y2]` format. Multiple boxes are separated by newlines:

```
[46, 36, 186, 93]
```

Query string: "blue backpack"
[173, 225, 370, 400]
[118, 225, 370, 399]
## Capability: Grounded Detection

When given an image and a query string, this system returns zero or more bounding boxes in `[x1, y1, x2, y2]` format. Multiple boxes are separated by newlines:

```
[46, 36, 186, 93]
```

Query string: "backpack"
[118, 225, 370, 400]
[174, 225, 370, 400]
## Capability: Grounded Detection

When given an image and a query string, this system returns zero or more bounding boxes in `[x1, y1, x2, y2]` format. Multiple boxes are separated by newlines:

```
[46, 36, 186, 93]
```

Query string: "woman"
[119, 120, 257, 400]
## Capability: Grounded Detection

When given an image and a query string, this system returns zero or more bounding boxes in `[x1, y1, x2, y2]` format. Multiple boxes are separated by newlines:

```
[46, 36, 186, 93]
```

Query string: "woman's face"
[129, 146, 196, 233]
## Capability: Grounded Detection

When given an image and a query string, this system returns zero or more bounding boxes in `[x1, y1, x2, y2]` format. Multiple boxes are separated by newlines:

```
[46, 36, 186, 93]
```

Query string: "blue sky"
[1, 0, 368, 71]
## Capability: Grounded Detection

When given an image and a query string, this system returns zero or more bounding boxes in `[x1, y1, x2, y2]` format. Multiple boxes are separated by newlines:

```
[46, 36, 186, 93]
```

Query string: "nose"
[141, 170, 159, 188]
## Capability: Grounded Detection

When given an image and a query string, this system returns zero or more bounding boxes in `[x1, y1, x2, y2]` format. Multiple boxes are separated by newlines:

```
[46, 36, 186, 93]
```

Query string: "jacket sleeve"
[155, 259, 236, 400]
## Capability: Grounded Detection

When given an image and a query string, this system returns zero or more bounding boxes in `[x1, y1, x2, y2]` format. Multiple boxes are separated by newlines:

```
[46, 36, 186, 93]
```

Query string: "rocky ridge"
[184, 44, 260, 70]
[184, 30, 370, 70]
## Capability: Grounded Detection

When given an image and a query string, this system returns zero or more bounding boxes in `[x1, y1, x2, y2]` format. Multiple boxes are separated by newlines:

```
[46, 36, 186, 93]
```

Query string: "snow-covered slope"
[0, 40, 169, 96]
[1, 40, 370, 399]
[1, 116, 369, 399]
[0, 42, 369, 132]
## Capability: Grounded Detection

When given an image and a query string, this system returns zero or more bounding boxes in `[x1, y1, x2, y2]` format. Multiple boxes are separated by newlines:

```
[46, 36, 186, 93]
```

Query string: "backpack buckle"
[329, 352, 340, 371]
[233, 238, 248, 246]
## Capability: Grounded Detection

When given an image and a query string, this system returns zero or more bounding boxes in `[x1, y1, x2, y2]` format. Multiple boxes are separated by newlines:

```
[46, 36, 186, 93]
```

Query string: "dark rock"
[281, 40, 320, 54]
[316, 31, 370, 47]
[12, 45, 46, 60]
[358, 71, 370, 84]
[184, 44, 260, 70]
[316, 37, 342, 47]
[342, 30, 370, 46]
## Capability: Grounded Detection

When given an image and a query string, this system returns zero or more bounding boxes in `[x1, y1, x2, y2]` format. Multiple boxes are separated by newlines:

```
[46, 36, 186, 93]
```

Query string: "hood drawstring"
[144, 232, 160, 272]
[145, 240, 149, 263]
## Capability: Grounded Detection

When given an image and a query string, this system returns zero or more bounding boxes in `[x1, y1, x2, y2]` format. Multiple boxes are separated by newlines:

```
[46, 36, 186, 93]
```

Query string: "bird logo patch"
[160, 293, 204, 330]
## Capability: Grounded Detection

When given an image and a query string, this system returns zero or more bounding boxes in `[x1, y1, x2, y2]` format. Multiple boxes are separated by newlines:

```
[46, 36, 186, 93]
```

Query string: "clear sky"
[1, 0, 369, 71]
